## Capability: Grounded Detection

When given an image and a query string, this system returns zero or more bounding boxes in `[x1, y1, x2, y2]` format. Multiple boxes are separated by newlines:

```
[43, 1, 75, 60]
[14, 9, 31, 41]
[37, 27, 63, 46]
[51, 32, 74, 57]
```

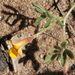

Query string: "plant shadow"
[71, 10, 75, 20]
[2, 4, 36, 30]
[51, 0, 71, 16]
[36, 69, 75, 75]
[37, 70, 64, 75]
[0, 4, 37, 51]
[1, 4, 38, 71]
[19, 38, 40, 71]
[69, 64, 75, 72]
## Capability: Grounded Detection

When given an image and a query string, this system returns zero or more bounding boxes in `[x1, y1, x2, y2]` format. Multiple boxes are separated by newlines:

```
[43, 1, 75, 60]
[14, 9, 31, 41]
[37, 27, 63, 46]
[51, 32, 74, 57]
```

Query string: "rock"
[0, 50, 8, 71]
[11, 56, 23, 72]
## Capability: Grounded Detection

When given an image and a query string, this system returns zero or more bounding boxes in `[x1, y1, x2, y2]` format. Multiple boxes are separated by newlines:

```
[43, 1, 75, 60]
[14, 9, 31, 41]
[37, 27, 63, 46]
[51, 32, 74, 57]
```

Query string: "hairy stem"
[62, 3, 75, 41]
[64, 3, 75, 22]
[33, 23, 56, 38]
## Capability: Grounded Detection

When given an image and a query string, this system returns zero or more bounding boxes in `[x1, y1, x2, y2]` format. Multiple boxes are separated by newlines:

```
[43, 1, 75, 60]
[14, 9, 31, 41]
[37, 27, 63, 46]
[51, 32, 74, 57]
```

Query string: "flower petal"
[11, 36, 34, 49]
[8, 47, 18, 58]
[18, 48, 23, 57]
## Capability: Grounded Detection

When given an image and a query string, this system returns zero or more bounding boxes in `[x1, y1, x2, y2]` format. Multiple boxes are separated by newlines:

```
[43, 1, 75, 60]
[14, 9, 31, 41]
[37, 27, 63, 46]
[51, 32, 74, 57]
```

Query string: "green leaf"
[32, 3, 42, 8]
[65, 49, 74, 59]
[35, 15, 46, 25]
[56, 54, 61, 61]
[44, 54, 57, 63]
[44, 57, 51, 63]
[44, 19, 52, 28]
[35, 8, 44, 14]
[62, 50, 67, 66]
[61, 41, 67, 48]
[32, 3, 45, 12]
[45, 11, 54, 18]
[57, 20, 64, 26]
[48, 50, 58, 53]
[54, 46, 61, 49]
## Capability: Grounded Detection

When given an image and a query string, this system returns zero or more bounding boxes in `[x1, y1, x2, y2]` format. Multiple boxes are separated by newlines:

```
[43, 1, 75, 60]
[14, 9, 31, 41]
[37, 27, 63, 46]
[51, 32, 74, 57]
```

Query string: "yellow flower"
[8, 36, 34, 58]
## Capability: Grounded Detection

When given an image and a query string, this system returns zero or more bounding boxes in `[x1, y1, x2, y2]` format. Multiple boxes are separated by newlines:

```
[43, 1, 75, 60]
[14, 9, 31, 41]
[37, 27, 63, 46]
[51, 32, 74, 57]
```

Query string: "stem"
[48, 11, 62, 19]
[64, 3, 75, 23]
[53, 15, 62, 19]
[33, 23, 56, 38]
[62, 24, 66, 41]
[62, 3, 75, 41]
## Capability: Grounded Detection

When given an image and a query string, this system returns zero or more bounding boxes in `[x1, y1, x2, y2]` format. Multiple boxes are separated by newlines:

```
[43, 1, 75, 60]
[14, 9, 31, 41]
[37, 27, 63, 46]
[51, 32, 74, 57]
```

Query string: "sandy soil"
[0, 0, 75, 75]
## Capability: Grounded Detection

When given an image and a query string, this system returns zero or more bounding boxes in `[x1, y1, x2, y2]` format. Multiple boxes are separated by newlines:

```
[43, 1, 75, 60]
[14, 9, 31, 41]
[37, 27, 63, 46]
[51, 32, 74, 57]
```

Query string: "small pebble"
[0, 16, 3, 21]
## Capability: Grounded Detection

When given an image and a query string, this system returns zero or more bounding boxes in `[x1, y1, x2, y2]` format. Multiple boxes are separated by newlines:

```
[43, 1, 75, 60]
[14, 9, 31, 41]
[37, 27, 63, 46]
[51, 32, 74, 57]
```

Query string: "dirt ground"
[0, 0, 75, 75]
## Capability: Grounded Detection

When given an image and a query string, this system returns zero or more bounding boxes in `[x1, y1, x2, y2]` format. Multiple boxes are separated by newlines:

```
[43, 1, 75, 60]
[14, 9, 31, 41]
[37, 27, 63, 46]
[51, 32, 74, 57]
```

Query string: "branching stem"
[62, 3, 75, 41]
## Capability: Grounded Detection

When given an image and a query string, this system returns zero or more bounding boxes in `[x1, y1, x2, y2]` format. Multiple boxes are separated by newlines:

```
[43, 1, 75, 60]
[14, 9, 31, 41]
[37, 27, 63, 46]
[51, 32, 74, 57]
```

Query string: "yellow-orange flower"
[8, 36, 34, 58]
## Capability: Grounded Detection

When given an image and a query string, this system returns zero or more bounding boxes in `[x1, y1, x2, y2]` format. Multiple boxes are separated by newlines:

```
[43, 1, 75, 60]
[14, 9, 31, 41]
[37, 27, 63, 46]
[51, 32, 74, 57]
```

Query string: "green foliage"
[57, 20, 64, 26]
[32, 2, 75, 69]
[54, 46, 61, 49]
[48, 50, 58, 53]
[35, 15, 46, 25]
[44, 54, 57, 63]
[32, 3, 56, 27]
[45, 11, 55, 18]
[62, 50, 67, 66]
[44, 19, 52, 28]
[34, 8, 44, 14]
[56, 54, 61, 61]
[44, 41, 74, 66]
[65, 49, 74, 59]
[44, 45, 61, 64]
[32, 2, 65, 28]
[32, 3, 46, 13]
[44, 57, 52, 63]
[61, 41, 67, 48]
